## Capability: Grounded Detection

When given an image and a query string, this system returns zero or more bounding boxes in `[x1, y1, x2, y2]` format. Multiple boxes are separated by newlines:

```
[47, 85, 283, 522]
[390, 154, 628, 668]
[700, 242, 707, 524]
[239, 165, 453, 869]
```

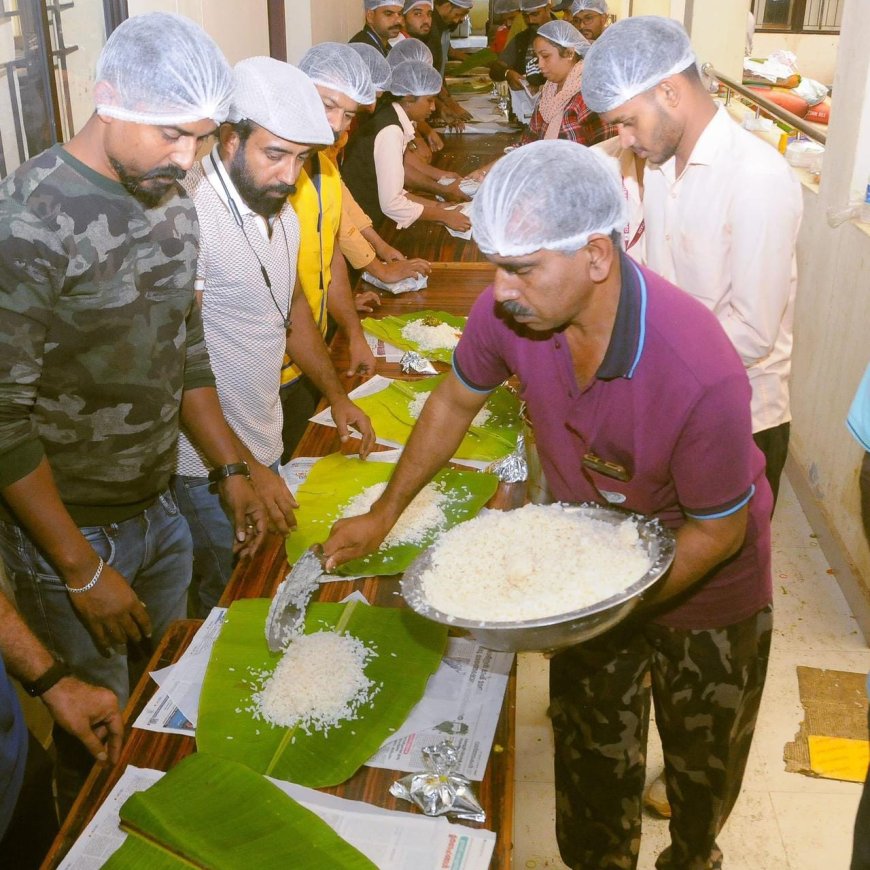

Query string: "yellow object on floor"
[807, 735, 870, 784]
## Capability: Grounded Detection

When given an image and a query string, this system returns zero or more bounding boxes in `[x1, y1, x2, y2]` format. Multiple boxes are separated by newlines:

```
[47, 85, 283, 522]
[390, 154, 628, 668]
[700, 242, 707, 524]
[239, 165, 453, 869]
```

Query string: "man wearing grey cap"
[402, 0, 434, 40]
[351, 0, 404, 56]
[174, 57, 375, 616]
[0, 12, 267, 810]
[428, 0, 473, 77]
[490, 0, 555, 91]
[570, 0, 610, 42]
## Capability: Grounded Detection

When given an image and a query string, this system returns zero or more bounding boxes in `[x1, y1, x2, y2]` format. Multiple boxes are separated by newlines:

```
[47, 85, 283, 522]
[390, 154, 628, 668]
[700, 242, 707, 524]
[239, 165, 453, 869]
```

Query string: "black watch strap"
[23, 659, 72, 698]
[207, 461, 250, 484]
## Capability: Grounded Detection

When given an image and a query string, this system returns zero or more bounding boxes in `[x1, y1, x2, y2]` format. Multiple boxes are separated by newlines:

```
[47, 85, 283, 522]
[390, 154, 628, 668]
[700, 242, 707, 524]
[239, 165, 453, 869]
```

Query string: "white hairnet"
[536, 20, 590, 57]
[95, 13, 232, 126]
[571, 0, 608, 14]
[388, 60, 443, 97]
[472, 140, 625, 257]
[364, 0, 403, 9]
[228, 57, 334, 146]
[299, 42, 376, 106]
[388, 38, 434, 68]
[520, 0, 548, 10]
[347, 42, 393, 93]
[494, 0, 521, 13]
[581, 16, 697, 113]
[449, 0, 474, 8]
[403, 0, 433, 10]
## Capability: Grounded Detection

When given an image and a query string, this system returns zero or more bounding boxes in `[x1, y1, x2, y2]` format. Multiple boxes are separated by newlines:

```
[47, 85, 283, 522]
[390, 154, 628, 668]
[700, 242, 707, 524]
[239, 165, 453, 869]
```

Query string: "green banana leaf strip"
[361, 310, 466, 364]
[448, 48, 499, 76]
[197, 599, 448, 788]
[103, 754, 376, 870]
[284, 452, 499, 575]
[350, 374, 520, 463]
[446, 76, 493, 95]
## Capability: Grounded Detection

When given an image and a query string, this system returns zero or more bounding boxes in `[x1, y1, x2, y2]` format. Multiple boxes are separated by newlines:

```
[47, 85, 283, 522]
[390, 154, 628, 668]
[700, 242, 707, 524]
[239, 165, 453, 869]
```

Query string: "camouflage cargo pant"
[549, 606, 773, 870]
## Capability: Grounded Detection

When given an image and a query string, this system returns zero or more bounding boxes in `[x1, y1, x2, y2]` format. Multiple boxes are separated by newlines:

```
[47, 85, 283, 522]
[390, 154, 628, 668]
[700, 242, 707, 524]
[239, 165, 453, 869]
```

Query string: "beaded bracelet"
[65, 557, 105, 594]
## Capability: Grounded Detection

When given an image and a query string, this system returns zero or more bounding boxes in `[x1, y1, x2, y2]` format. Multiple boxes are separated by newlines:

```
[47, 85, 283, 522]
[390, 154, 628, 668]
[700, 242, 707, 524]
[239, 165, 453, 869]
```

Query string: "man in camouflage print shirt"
[0, 14, 266, 811]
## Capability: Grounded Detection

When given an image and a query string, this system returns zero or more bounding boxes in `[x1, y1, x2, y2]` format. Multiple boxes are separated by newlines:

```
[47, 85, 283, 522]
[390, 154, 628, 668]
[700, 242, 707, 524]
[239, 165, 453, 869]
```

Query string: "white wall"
[127, 0, 269, 63]
[786, 0, 870, 623]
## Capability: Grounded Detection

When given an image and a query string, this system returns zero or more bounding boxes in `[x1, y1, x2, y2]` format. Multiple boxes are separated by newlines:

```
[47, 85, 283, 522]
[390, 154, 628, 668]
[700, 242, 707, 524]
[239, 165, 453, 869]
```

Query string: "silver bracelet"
[65, 557, 104, 594]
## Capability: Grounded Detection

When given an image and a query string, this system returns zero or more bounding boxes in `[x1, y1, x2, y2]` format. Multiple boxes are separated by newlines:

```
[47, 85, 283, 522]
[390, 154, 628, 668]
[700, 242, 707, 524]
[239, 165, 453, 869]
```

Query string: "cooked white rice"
[401, 318, 461, 352]
[408, 392, 491, 427]
[417, 504, 651, 621]
[341, 481, 449, 547]
[252, 630, 378, 734]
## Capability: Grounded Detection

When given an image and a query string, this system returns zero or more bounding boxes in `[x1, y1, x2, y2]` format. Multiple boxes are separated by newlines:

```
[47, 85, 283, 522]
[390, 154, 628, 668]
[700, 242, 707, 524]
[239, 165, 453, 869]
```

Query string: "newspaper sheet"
[59, 765, 496, 870]
[367, 638, 513, 781]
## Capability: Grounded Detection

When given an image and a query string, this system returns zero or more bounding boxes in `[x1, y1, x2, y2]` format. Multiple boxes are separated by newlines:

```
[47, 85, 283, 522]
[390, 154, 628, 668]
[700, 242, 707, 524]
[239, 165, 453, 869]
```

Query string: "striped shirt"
[175, 145, 299, 475]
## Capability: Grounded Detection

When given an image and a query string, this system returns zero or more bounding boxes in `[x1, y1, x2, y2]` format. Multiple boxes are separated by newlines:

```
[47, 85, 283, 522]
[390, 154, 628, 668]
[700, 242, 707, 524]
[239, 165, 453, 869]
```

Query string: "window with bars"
[0, 1, 126, 178]
[753, 0, 842, 33]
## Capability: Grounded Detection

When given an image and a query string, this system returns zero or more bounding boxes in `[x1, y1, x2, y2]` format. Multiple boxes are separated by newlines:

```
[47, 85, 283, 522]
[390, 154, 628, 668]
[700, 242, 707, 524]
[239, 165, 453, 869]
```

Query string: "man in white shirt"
[583, 15, 802, 508]
[173, 57, 374, 616]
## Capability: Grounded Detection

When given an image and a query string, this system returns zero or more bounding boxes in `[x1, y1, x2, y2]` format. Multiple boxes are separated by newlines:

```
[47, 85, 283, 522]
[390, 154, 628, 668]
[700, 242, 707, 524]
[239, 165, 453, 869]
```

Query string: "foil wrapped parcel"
[389, 741, 485, 822]
[486, 432, 528, 483]
[400, 351, 438, 375]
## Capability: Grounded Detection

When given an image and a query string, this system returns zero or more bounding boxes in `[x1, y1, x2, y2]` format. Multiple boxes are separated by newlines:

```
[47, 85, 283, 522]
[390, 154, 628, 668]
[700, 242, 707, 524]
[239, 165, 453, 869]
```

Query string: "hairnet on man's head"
[300, 42, 376, 106]
[388, 38, 434, 68]
[472, 140, 625, 257]
[95, 13, 233, 125]
[536, 20, 590, 57]
[520, 0, 548, 11]
[581, 16, 696, 114]
[365, 0, 403, 9]
[347, 42, 392, 93]
[403, 0, 433, 11]
[448, 0, 474, 9]
[388, 60, 443, 97]
[228, 57, 334, 146]
[571, 0, 608, 14]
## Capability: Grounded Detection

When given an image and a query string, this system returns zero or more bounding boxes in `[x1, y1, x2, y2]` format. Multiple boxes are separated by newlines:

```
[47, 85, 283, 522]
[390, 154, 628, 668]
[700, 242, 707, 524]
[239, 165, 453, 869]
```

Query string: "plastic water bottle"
[861, 177, 870, 224]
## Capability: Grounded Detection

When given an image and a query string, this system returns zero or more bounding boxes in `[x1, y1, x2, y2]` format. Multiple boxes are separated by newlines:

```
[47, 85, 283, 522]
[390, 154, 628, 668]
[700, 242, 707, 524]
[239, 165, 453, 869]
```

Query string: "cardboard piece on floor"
[783, 666, 869, 782]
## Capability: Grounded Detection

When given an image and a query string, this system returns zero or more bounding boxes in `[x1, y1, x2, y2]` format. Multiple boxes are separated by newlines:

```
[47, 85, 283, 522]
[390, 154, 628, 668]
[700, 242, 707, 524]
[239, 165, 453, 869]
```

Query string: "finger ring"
[245, 523, 255, 529]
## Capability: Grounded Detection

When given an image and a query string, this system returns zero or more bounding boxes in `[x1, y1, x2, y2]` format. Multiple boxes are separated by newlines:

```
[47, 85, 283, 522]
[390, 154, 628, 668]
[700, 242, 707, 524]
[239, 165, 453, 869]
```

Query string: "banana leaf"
[103, 754, 375, 870]
[197, 599, 448, 787]
[361, 310, 466, 364]
[284, 452, 498, 575]
[448, 48, 499, 76]
[445, 75, 494, 95]
[350, 374, 520, 463]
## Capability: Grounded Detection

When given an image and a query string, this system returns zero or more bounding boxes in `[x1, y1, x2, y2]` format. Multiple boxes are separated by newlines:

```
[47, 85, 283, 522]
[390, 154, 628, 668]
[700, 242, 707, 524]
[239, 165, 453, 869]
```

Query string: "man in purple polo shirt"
[322, 140, 772, 870]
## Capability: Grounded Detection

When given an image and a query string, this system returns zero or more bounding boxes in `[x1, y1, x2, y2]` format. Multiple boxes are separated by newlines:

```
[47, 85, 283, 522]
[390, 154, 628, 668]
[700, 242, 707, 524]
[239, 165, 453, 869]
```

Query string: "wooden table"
[43, 133, 520, 870]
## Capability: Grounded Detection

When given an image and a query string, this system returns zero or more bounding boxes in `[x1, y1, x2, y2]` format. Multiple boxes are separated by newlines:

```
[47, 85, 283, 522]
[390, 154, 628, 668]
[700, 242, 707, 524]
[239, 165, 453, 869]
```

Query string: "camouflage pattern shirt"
[0, 145, 215, 525]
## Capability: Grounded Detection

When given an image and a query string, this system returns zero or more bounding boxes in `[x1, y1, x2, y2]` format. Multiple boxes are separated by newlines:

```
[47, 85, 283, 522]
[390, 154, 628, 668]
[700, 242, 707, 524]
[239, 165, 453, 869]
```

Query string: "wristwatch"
[207, 461, 250, 484]
[22, 659, 72, 698]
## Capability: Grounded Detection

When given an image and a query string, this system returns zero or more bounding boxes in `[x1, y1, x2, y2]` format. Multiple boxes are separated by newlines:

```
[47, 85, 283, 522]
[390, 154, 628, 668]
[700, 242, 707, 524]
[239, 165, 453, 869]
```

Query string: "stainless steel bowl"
[400, 504, 676, 652]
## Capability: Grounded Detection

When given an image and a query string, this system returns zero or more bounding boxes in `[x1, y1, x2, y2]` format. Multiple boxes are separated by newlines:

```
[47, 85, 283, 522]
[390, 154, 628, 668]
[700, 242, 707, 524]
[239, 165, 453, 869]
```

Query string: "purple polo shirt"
[453, 252, 772, 630]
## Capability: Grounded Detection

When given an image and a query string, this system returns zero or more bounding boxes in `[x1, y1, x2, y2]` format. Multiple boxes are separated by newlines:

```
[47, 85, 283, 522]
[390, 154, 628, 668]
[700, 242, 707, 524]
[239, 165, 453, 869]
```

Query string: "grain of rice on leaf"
[104, 754, 376, 869]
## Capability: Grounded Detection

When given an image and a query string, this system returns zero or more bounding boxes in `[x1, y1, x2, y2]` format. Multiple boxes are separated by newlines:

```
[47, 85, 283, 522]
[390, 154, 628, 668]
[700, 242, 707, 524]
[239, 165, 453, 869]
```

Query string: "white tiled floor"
[512, 476, 870, 870]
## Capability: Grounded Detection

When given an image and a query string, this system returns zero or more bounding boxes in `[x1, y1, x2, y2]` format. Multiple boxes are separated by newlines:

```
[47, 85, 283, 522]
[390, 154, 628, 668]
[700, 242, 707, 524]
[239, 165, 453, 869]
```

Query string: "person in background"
[351, 0, 404, 56]
[0, 13, 267, 812]
[847, 362, 870, 870]
[174, 58, 374, 616]
[279, 43, 380, 460]
[571, 0, 610, 42]
[488, 0, 520, 54]
[552, 0, 574, 20]
[0, 587, 122, 867]
[342, 60, 472, 235]
[322, 139, 773, 870]
[343, 42, 434, 291]
[518, 21, 612, 144]
[583, 12, 802, 820]
[490, 0, 555, 93]
[426, 0, 475, 128]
